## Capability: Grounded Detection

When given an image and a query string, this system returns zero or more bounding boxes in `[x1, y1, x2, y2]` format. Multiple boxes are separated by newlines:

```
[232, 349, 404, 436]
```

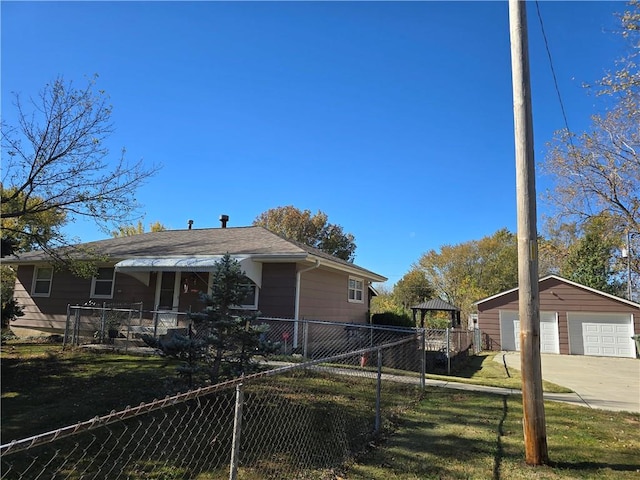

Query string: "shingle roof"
[6, 226, 386, 281]
[474, 275, 640, 309]
[411, 298, 460, 311]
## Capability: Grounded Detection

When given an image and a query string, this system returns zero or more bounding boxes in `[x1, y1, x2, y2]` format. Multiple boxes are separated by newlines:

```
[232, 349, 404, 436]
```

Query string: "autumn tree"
[253, 206, 356, 262]
[370, 284, 397, 314]
[1, 189, 66, 326]
[543, 1, 639, 236]
[393, 268, 434, 310]
[560, 215, 625, 295]
[417, 229, 518, 324]
[1, 188, 66, 257]
[538, 217, 581, 277]
[1, 75, 158, 267]
[111, 220, 167, 237]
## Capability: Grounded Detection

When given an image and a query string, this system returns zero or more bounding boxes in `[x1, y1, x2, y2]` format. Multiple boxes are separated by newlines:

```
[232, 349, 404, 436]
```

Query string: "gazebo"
[411, 298, 461, 328]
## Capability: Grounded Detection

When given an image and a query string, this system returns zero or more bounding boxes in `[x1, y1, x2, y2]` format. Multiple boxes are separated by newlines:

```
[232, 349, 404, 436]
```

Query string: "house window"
[32, 266, 53, 297]
[348, 277, 364, 303]
[91, 267, 115, 299]
[231, 277, 259, 310]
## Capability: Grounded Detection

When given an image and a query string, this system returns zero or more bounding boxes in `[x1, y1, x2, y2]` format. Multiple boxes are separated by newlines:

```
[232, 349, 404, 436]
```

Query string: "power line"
[534, 1, 574, 144]
[534, 1, 595, 216]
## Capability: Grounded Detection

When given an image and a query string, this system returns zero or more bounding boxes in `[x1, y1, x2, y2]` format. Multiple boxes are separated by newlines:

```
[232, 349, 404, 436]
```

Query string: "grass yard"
[1, 342, 639, 480]
[426, 352, 573, 393]
[345, 390, 640, 479]
[1, 341, 183, 442]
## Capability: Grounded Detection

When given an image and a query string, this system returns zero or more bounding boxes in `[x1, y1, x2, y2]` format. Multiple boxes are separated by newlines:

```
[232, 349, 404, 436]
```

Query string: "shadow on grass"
[549, 462, 640, 472]
[493, 395, 508, 480]
[1, 348, 180, 442]
[348, 388, 640, 479]
[449, 352, 489, 378]
[549, 460, 640, 472]
[351, 389, 520, 479]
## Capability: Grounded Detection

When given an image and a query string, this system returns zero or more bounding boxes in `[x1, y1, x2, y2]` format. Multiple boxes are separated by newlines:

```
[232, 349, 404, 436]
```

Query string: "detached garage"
[476, 275, 639, 358]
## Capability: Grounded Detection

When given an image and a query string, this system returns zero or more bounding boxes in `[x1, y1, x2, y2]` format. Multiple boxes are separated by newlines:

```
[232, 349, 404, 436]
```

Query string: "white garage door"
[568, 313, 634, 358]
[499, 311, 559, 353]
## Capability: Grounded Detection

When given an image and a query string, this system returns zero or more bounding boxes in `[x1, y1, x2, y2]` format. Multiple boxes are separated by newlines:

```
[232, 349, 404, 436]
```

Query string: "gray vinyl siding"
[477, 277, 640, 354]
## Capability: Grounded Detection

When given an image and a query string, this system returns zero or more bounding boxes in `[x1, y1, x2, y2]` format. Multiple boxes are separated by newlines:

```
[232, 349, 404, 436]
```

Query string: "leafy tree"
[1, 75, 159, 266]
[1, 268, 23, 328]
[1, 189, 66, 327]
[560, 215, 625, 295]
[538, 217, 582, 277]
[144, 254, 279, 387]
[543, 1, 639, 235]
[393, 268, 434, 309]
[253, 206, 356, 262]
[1, 188, 66, 257]
[370, 284, 397, 315]
[111, 220, 167, 237]
[473, 229, 519, 295]
[417, 229, 518, 325]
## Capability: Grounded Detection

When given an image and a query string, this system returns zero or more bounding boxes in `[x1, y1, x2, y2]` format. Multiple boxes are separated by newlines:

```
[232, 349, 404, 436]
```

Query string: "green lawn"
[1, 342, 183, 441]
[426, 352, 573, 393]
[2, 342, 638, 479]
[345, 390, 640, 479]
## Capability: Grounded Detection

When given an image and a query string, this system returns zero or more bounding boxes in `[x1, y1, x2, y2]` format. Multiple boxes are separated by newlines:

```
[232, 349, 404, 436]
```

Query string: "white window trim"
[348, 276, 364, 304]
[230, 281, 259, 310]
[32, 266, 53, 297]
[90, 268, 115, 299]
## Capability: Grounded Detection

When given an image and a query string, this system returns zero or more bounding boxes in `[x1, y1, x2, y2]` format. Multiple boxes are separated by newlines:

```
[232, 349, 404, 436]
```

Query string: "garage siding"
[477, 276, 640, 357]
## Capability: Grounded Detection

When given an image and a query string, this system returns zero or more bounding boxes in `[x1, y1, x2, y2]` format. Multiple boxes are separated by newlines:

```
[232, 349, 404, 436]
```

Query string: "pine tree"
[144, 254, 280, 387]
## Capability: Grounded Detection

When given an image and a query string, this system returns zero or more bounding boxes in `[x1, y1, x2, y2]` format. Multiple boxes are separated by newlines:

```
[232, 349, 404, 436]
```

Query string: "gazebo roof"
[411, 298, 460, 312]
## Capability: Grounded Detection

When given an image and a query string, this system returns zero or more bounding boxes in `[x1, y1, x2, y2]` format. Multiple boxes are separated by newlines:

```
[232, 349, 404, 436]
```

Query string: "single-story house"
[475, 275, 640, 358]
[6, 225, 386, 338]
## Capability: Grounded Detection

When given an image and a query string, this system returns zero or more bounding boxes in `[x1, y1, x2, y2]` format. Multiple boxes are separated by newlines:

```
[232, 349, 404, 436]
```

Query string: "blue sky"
[1, 1, 629, 286]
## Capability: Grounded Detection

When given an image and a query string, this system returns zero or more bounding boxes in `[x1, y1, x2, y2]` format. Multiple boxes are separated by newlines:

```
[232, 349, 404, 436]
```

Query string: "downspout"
[293, 259, 320, 348]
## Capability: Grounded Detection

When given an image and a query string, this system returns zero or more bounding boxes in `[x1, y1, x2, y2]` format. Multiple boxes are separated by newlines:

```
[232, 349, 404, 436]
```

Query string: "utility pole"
[508, 0, 549, 465]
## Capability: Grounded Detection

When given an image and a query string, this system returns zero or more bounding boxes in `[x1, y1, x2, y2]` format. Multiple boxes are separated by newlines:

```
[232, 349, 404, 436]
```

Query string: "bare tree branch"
[1, 75, 160, 262]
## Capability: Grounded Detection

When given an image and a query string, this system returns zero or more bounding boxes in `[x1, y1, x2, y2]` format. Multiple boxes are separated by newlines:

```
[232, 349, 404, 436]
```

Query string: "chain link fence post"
[64, 304, 71, 348]
[100, 305, 107, 344]
[124, 310, 133, 353]
[229, 381, 245, 480]
[446, 327, 451, 375]
[375, 348, 382, 434]
[74, 308, 81, 346]
[420, 329, 426, 389]
[303, 320, 309, 359]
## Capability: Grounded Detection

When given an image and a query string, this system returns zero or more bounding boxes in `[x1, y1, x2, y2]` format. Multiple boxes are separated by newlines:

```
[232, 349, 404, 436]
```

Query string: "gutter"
[293, 259, 320, 348]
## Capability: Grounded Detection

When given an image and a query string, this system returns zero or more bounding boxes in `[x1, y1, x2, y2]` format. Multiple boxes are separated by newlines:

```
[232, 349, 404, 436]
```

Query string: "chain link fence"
[62, 308, 475, 375]
[1, 336, 426, 480]
[64, 304, 188, 351]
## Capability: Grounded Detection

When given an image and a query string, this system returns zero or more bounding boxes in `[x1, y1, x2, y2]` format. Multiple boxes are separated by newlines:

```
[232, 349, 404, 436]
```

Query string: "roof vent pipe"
[220, 214, 229, 228]
[188, 220, 193, 230]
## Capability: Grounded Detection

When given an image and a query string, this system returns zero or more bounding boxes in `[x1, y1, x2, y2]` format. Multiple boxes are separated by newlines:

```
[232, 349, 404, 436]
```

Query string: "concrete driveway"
[496, 352, 640, 413]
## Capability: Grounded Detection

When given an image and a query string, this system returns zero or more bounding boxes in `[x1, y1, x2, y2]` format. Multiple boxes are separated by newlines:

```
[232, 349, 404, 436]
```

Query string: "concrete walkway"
[492, 352, 640, 413]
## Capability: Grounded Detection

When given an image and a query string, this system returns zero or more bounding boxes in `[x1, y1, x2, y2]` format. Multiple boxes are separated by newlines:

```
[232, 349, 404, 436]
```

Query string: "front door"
[155, 272, 179, 330]
[158, 271, 177, 310]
